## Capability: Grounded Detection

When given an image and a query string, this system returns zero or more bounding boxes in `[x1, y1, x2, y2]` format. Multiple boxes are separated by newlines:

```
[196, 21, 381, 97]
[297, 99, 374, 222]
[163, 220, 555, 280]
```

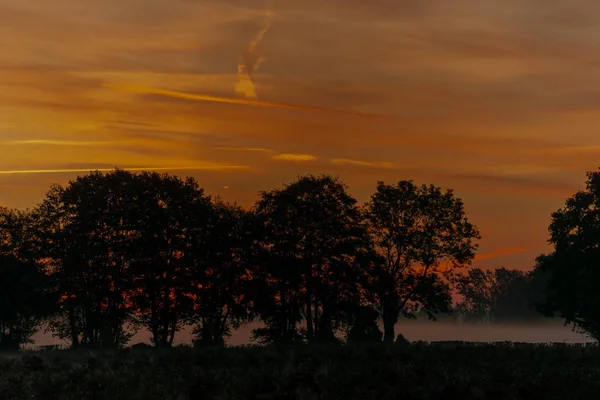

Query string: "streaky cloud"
[272, 153, 317, 161]
[1, 140, 131, 147]
[0, 165, 250, 175]
[474, 246, 527, 262]
[330, 158, 394, 168]
[104, 83, 381, 117]
[214, 146, 274, 152]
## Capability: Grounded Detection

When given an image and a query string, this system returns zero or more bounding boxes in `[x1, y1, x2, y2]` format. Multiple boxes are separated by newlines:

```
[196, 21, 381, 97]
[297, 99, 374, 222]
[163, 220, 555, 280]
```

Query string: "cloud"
[1, 140, 129, 147]
[272, 154, 317, 162]
[0, 165, 250, 175]
[474, 246, 527, 262]
[330, 158, 394, 168]
[213, 147, 274, 153]
[104, 83, 381, 117]
[235, 3, 274, 98]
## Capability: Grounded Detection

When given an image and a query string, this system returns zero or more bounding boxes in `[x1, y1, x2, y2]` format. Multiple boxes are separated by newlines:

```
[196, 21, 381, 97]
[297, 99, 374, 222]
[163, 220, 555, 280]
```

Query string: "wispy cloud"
[213, 146, 274, 153]
[272, 153, 317, 161]
[0, 165, 250, 175]
[235, 3, 274, 99]
[1, 140, 130, 147]
[330, 158, 394, 168]
[104, 83, 381, 117]
[474, 246, 527, 262]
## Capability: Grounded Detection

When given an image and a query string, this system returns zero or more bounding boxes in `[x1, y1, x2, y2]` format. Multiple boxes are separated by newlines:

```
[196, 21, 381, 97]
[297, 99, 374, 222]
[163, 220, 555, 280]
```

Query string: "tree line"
[1, 168, 599, 350]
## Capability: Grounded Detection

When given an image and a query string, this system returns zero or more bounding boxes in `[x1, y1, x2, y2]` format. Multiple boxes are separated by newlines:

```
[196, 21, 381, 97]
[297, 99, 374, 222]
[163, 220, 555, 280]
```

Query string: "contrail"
[235, 3, 274, 99]
[104, 83, 380, 117]
[0, 165, 250, 175]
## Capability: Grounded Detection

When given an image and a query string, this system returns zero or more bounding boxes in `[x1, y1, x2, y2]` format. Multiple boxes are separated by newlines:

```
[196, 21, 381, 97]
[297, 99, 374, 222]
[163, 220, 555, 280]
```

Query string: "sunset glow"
[2, 0, 599, 272]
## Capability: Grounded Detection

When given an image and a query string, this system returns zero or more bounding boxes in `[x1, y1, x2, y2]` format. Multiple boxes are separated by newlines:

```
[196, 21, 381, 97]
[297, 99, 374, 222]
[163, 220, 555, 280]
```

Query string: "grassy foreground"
[1, 342, 599, 399]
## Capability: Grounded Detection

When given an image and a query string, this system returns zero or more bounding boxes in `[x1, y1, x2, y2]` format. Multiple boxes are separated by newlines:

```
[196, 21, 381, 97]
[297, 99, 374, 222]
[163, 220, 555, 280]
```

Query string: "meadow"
[2, 342, 600, 400]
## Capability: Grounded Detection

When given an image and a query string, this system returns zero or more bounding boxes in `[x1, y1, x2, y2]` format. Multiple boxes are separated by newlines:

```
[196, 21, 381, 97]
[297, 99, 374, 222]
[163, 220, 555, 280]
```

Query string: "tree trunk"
[69, 306, 80, 348]
[382, 304, 398, 343]
[306, 293, 313, 342]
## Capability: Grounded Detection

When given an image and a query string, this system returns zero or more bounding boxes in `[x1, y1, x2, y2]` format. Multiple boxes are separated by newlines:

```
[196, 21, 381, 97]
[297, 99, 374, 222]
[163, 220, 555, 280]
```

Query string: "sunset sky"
[2, 0, 600, 272]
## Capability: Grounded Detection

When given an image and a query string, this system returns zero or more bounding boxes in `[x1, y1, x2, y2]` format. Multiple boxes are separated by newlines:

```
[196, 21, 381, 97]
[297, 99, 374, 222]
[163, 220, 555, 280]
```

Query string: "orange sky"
[1, 0, 599, 271]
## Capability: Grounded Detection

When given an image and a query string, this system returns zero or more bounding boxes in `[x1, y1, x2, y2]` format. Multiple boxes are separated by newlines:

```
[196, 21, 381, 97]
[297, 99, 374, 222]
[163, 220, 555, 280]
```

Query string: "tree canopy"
[535, 169, 600, 340]
[0, 169, 524, 349]
[364, 180, 481, 342]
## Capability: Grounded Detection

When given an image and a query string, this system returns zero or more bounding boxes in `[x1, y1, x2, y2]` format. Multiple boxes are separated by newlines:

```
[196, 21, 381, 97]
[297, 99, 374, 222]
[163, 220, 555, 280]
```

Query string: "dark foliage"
[535, 168, 600, 340]
[2, 343, 600, 399]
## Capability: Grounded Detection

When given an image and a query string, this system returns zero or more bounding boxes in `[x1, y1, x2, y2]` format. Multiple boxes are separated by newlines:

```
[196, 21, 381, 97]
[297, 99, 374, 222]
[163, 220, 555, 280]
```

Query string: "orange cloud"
[330, 158, 394, 168]
[1, 140, 129, 147]
[474, 246, 527, 262]
[103, 83, 381, 117]
[235, 5, 274, 99]
[272, 154, 317, 161]
[214, 147, 274, 153]
[0, 165, 249, 175]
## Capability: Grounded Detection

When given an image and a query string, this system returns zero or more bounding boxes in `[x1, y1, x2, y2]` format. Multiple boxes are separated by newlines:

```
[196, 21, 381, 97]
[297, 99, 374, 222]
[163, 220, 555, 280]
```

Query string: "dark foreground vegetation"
[2, 342, 600, 400]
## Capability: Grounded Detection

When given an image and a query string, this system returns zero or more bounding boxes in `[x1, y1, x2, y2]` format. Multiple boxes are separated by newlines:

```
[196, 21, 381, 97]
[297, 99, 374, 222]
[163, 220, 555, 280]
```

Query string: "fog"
[30, 319, 593, 348]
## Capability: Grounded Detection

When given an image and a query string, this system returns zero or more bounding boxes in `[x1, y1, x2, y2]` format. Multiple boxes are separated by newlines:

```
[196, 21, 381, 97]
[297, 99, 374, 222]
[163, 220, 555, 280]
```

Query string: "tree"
[456, 267, 538, 323]
[456, 267, 495, 323]
[493, 268, 538, 322]
[534, 169, 600, 340]
[126, 172, 213, 348]
[364, 180, 480, 342]
[0, 255, 49, 350]
[37, 171, 140, 348]
[32, 184, 84, 348]
[250, 174, 373, 344]
[189, 199, 255, 347]
[344, 304, 383, 344]
[34, 170, 219, 348]
[0, 208, 52, 350]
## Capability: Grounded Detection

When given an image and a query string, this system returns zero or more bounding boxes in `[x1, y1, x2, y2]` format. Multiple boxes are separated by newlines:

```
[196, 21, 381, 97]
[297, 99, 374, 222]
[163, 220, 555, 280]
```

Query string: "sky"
[2, 0, 600, 272]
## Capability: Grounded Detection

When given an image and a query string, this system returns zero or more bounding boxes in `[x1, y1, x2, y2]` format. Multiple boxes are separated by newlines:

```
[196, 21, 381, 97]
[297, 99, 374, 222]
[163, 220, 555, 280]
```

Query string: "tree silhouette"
[250, 174, 373, 344]
[41, 171, 139, 348]
[364, 181, 480, 342]
[535, 169, 600, 340]
[190, 199, 255, 347]
[0, 169, 493, 349]
[0, 208, 51, 350]
[32, 184, 84, 347]
[493, 268, 538, 322]
[344, 304, 383, 344]
[456, 268, 495, 323]
[0, 255, 49, 350]
[126, 172, 213, 348]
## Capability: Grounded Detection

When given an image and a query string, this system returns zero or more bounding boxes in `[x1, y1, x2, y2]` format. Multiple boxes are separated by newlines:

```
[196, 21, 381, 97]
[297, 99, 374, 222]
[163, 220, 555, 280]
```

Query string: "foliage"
[0, 208, 52, 350]
[0, 169, 496, 349]
[250, 174, 374, 344]
[0, 255, 49, 350]
[190, 199, 255, 347]
[456, 267, 541, 324]
[364, 180, 481, 342]
[2, 343, 600, 399]
[125, 171, 213, 348]
[35, 172, 139, 348]
[535, 169, 600, 340]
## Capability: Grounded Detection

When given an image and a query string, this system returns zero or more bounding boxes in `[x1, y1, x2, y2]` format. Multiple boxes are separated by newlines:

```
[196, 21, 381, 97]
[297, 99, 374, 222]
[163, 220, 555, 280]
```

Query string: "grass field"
[1, 342, 599, 399]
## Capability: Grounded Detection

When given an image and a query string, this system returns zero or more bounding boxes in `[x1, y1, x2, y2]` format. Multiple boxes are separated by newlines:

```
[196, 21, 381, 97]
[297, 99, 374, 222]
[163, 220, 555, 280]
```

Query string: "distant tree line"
[1, 168, 599, 350]
[454, 267, 546, 324]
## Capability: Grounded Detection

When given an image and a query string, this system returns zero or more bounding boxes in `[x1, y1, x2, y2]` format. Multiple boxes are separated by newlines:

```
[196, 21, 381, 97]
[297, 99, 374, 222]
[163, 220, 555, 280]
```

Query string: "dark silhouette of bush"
[130, 342, 153, 349]
[395, 333, 411, 347]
